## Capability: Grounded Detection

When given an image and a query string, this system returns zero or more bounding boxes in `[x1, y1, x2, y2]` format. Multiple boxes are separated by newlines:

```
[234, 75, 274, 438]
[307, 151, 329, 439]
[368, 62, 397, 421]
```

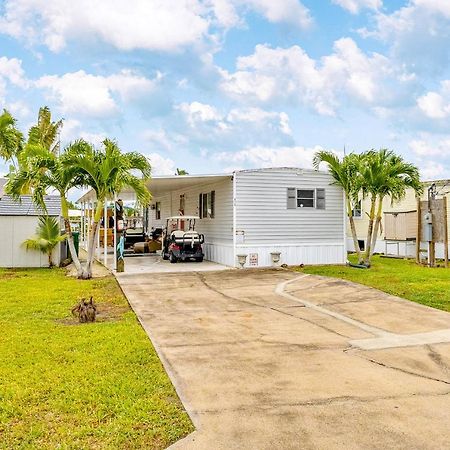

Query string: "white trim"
[343, 190, 347, 259]
[103, 201, 107, 266]
[235, 242, 345, 248]
[232, 172, 237, 267]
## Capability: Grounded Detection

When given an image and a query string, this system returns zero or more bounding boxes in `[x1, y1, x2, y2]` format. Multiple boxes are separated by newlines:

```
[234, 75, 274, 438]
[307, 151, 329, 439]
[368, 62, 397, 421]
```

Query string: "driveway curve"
[116, 269, 450, 450]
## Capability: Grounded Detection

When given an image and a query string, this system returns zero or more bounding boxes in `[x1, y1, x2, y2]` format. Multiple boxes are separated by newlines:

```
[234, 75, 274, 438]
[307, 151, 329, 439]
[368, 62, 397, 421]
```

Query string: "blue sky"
[0, 0, 449, 185]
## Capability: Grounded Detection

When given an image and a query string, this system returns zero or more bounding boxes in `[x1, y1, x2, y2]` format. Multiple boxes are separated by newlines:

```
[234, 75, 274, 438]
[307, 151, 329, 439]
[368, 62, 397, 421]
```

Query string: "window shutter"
[210, 190, 215, 218]
[316, 188, 326, 209]
[198, 193, 203, 218]
[287, 188, 296, 209]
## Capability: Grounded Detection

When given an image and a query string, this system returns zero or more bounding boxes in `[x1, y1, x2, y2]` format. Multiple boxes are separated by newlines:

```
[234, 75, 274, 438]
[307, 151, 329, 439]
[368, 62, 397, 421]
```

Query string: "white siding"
[235, 169, 346, 267]
[0, 216, 62, 268]
[148, 178, 234, 265]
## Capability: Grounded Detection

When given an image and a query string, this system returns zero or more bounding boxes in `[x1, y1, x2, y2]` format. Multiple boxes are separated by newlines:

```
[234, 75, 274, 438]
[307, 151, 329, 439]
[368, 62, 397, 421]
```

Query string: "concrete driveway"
[116, 269, 450, 449]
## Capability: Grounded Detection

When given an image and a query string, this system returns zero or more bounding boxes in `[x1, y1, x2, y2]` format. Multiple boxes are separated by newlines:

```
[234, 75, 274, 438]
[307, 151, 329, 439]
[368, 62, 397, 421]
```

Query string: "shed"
[384, 210, 417, 241]
[78, 167, 347, 268]
[0, 179, 63, 267]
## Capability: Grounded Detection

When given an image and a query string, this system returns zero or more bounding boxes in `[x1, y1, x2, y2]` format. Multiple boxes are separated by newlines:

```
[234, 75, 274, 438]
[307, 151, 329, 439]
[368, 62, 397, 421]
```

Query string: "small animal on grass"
[71, 296, 97, 323]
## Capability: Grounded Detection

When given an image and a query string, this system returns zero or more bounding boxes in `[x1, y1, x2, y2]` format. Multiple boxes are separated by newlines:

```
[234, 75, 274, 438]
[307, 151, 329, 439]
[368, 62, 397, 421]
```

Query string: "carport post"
[104, 201, 108, 266]
[113, 193, 117, 271]
[80, 202, 84, 247]
[86, 201, 90, 251]
[96, 201, 100, 261]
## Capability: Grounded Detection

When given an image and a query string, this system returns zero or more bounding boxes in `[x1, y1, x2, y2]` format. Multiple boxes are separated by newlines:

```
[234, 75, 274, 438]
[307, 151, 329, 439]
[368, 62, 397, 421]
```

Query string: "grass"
[0, 268, 193, 449]
[298, 255, 450, 312]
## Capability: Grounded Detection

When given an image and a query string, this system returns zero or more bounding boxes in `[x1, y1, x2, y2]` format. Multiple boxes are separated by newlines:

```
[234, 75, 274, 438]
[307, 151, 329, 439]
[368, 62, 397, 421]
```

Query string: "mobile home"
[145, 167, 346, 267]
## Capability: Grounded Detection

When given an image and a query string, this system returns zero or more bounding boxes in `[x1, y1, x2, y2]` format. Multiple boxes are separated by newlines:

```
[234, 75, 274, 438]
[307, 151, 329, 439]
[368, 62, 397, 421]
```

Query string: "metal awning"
[76, 173, 232, 203]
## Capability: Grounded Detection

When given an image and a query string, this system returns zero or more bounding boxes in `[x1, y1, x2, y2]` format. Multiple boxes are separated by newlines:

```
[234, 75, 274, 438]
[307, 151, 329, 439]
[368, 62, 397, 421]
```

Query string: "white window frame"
[199, 190, 215, 219]
[297, 189, 315, 208]
[287, 188, 326, 210]
[352, 199, 362, 219]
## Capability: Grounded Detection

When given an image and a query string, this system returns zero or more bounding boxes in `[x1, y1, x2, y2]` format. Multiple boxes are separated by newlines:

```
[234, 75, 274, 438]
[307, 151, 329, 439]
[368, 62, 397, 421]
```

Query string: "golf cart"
[162, 216, 204, 263]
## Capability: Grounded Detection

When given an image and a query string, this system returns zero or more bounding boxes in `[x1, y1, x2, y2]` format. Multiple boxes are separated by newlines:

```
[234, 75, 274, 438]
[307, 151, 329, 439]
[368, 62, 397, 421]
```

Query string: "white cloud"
[59, 118, 106, 147]
[417, 81, 450, 119]
[0, 57, 27, 87]
[359, 1, 450, 74]
[409, 137, 450, 157]
[221, 38, 403, 116]
[420, 161, 446, 180]
[35, 69, 159, 118]
[0, 57, 28, 104]
[0, 0, 209, 53]
[408, 135, 450, 180]
[214, 144, 328, 170]
[146, 153, 176, 175]
[239, 0, 312, 28]
[332, 0, 381, 14]
[0, 0, 312, 53]
[177, 101, 223, 126]
[175, 101, 293, 147]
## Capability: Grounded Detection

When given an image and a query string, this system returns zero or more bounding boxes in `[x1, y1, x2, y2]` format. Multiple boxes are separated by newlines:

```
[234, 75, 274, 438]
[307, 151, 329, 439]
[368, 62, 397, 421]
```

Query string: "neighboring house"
[78, 168, 347, 268]
[347, 179, 450, 258]
[0, 178, 64, 268]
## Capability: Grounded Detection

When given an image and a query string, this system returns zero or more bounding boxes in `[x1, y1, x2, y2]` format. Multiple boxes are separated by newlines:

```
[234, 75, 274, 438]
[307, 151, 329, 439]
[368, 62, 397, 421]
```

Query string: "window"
[352, 200, 362, 218]
[287, 188, 326, 210]
[155, 202, 161, 220]
[179, 194, 185, 214]
[297, 189, 315, 208]
[199, 190, 215, 218]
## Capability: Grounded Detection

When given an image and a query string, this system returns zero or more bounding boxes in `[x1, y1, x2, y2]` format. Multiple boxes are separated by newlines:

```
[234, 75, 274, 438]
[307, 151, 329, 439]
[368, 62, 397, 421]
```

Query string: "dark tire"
[196, 257, 204, 262]
[170, 253, 177, 263]
[162, 252, 169, 260]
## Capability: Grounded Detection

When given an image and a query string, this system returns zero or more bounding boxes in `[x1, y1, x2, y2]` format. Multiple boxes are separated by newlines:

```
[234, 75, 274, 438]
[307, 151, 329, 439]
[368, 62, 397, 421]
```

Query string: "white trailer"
[146, 167, 346, 268]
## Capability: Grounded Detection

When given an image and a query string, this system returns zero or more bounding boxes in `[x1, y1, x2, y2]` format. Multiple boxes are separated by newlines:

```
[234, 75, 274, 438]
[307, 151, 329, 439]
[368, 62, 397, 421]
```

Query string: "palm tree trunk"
[363, 195, 377, 266]
[48, 251, 53, 268]
[81, 201, 104, 279]
[369, 196, 384, 262]
[347, 198, 362, 263]
[61, 196, 83, 277]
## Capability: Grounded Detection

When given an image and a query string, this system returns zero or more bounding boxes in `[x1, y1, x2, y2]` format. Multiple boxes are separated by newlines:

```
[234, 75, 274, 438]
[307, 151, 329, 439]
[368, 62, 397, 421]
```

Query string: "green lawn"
[0, 268, 193, 449]
[298, 255, 450, 312]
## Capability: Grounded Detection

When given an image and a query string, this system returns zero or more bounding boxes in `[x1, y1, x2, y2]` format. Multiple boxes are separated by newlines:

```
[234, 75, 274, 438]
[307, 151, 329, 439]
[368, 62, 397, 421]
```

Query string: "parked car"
[161, 216, 204, 263]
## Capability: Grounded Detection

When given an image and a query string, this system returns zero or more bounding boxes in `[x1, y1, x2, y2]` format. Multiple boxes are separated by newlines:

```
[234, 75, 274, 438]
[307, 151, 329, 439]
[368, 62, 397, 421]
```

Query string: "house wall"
[0, 216, 62, 268]
[148, 178, 234, 266]
[347, 183, 450, 258]
[234, 169, 346, 267]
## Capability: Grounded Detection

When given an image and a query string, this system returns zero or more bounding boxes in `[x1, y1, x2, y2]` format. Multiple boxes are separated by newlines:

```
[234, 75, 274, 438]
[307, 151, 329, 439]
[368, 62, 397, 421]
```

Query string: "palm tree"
[27, 106, 63, 154]
[361, 149, 422, 265]
[6, 147, 86, 276]
[0, 109, 23, 170]
[65, 139, 151, 279]
[23, 216, 67, 267]
[313, 151, 363, 263]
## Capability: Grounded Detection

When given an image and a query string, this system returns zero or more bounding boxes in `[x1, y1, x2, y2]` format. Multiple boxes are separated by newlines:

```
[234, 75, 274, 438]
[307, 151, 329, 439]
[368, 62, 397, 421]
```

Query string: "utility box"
[384, 210, 417, 241]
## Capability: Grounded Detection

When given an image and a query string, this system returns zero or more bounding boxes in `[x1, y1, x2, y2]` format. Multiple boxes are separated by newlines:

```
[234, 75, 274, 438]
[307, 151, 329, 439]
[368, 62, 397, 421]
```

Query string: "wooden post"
[429, 199, 436, 268]
[416, 199, 421, 264]
[444, 196, 449, 268]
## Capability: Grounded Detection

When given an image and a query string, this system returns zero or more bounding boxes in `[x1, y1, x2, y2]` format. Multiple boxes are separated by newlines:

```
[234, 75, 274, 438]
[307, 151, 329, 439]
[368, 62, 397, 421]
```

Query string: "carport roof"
[76, 173, 232, 203]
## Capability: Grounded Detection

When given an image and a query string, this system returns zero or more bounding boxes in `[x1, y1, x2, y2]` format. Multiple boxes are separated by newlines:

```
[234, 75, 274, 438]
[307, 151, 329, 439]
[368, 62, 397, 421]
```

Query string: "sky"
[0, 0, 449, 187]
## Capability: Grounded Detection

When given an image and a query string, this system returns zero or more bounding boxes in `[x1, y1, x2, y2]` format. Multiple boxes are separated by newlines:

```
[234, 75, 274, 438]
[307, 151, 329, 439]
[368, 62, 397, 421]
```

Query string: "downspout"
[232, 172, 237, 268]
